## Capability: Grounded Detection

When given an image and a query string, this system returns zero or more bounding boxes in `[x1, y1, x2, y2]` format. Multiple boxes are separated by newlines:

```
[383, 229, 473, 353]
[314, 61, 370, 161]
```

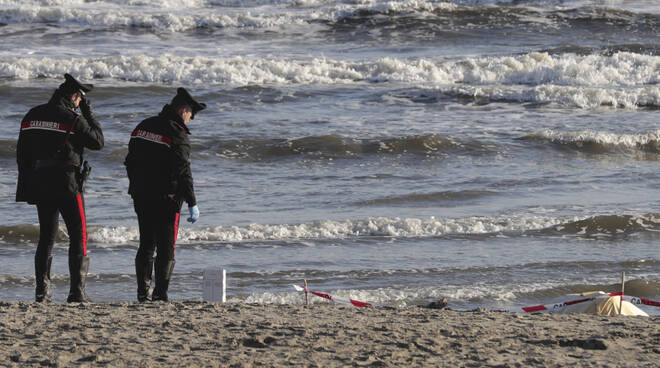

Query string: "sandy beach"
[1, 301, 658, 367]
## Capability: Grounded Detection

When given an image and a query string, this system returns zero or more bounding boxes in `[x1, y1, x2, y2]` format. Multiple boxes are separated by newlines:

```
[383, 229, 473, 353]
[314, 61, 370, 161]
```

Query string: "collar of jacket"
[160, 104, 191, 134]
[48, 89, 76, 111]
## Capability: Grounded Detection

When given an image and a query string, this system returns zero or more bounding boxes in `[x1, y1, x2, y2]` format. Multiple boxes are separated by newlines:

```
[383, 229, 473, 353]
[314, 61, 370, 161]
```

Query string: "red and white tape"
[292, 285, 373, 307]
[292, 285, 660, 312]
[511, 292, 660, 313]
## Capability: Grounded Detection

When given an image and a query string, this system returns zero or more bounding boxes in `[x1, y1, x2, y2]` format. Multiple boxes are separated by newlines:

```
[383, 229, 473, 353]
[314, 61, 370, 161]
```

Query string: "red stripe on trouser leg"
[76, 193, 87, 255]
[173, 212, 180, 249]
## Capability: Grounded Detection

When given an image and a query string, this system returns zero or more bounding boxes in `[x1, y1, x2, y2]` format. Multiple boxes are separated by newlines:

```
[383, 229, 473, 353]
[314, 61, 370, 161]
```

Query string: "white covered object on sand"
[556, 291, 648, 316]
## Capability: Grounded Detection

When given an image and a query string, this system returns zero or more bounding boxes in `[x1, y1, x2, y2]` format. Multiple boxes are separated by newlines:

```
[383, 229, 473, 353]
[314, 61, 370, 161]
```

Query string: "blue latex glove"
[187, 205, 199, 223]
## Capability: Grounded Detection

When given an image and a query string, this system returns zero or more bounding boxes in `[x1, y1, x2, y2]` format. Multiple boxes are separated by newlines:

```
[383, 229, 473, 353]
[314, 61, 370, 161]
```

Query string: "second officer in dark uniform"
[16, 73, 104, 303]
[124, 87, 205, 302]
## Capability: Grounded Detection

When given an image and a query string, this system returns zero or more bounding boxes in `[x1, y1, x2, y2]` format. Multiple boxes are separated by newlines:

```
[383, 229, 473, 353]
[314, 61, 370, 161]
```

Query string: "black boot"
[135, 258, 153, 302]
[35, 256, 52, 303]
[67, 255, 90, 303]
[152, 260, 175, 302]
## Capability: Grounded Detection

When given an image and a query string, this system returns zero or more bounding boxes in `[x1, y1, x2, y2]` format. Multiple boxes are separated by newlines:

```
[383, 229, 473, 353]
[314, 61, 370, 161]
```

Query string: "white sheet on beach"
[556, 292, 648, 316]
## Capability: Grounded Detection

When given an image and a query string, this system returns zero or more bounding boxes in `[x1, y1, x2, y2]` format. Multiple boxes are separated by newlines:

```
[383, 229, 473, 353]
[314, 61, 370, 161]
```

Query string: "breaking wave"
[392, 84, 659, 109]
[0, 224, 67, 244]
[2, 52, 656, 86]
[3, 213, 659, 245]
[0, 0, 657, 34]
[0, 0, 205, 6]
[325, 1, 658, 40]
[0, 4, 306, 31]
[540, 214, 660, 237]
[1, 52, 657, 108]
[521, 129, 660, 154]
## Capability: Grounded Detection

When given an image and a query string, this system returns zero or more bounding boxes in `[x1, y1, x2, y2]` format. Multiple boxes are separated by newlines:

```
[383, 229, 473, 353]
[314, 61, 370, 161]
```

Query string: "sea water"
[0, 0, 658, 314]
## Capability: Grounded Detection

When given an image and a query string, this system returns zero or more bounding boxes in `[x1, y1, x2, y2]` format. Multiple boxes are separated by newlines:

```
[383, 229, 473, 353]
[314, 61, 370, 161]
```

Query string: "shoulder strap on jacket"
[53, 115, 79, 157]
[61, 115, 79, 148]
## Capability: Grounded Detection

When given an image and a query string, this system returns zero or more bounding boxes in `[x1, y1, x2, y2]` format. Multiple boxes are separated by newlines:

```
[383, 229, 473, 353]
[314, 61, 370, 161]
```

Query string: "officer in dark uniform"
[124, 87, 205, 302]
[16, 73, 104, 303]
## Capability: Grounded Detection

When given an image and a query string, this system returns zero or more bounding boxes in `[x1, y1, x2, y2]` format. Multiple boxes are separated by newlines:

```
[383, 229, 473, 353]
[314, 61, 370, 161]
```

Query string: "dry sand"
[1, 301, 658, 367]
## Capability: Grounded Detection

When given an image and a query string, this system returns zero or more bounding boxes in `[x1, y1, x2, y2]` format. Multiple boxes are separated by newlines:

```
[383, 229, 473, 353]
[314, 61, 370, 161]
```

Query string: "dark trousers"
[133, 197, 181, 300]
[35, 193, 89, 301]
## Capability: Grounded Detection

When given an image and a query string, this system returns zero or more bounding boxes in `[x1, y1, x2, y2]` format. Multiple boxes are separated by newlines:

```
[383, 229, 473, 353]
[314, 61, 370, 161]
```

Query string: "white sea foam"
[1, 0, 591, 32]
[0, 1, 384, 32]
[1, 0, 656, 26]
[529, 129, 660, 149]
[2, 0, 654, 32]
[86, 214, 570, 244]
[0, 0, 458, 11]
[0, 6, 304, 31]
[0, 0, 206, 7]
[523, 84, 659, 108]
[0, 0, 616, 8]
[241, 282, 568, 308]
[3, 52, 656, 86]
[449, 84, 660, 108]
[450, 52, 659, 87]
[334, 0, 458, 13]
[1, 52, 657, 107]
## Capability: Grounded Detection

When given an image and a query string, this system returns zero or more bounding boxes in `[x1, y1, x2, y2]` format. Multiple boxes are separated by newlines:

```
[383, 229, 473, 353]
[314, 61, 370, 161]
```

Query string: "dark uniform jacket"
[16, 90, 104, 204]
[124, 104, 196, 207]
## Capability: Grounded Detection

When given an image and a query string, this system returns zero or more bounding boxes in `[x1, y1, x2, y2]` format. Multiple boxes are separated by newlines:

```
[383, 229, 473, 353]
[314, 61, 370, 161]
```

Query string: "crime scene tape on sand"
[513, 292, 660, 313]
[292, 284, 373, 307]
[292, 286, 660, 311]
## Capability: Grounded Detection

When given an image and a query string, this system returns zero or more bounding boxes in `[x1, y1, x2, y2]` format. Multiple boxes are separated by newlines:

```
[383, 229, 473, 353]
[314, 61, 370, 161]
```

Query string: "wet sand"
[1, 301, 658, 367]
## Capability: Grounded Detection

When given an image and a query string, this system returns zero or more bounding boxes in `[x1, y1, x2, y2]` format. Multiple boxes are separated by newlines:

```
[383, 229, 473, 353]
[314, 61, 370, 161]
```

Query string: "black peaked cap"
[170, 87, 206, 119]
[59, 73, 93, 95]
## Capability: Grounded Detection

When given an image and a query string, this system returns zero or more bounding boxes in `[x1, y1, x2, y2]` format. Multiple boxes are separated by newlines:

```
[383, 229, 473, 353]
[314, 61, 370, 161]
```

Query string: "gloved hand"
[187, 205, 199, 223]
[79, 97, 93, 120]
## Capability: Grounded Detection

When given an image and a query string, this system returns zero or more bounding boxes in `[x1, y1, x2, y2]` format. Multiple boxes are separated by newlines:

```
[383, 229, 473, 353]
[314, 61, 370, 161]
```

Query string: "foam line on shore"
[3, 213, 660, 245]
